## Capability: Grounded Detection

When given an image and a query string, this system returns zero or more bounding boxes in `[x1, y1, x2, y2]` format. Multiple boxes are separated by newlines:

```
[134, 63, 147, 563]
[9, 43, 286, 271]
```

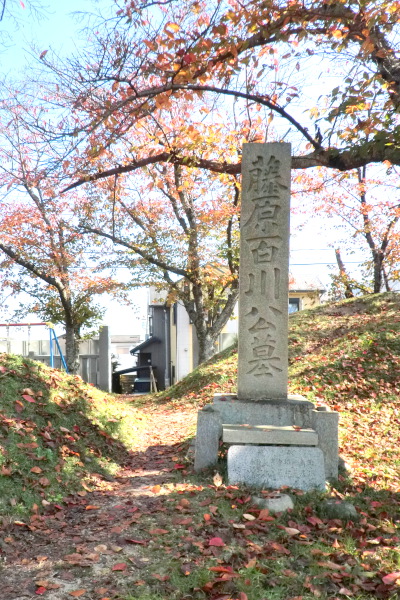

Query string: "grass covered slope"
[155, 292, 400, 491]
[0, 353, 147, 516]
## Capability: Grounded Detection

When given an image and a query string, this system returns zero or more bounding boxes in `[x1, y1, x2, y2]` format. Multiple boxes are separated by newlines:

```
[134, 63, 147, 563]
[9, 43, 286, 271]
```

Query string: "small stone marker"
[238, 142, 291, 400]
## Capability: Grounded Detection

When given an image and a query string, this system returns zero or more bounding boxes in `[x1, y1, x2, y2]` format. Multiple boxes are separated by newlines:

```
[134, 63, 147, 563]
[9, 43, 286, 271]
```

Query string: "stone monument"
[194, 142, 339, 491]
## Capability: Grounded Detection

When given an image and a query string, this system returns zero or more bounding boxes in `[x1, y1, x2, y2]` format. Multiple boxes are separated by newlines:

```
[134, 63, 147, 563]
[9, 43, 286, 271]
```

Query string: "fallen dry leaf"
[382, 572, 400, 585]
[209, 537, 225, 547]
[149, 528, 169, 535]
[243, 513, 256, 521]
[112, 562, 127, 571]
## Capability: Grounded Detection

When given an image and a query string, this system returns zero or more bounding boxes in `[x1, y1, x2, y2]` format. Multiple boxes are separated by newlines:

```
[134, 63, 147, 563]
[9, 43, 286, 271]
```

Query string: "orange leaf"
[85, 505, 100, 510]
[69, 591, 86, 598]
[209, 566, 235, 573]
[149, 528, 169, 535]
[204, 513, 211, 521]
[30, 466, 42, 474]
[112, 563, 127, 571]
[152, 573, 170, 581]
[151, 485, 161, 494]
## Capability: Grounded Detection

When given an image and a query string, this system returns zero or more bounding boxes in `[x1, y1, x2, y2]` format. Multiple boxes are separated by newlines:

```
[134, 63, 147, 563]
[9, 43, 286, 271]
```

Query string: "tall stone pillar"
[237, 143, 291, 400]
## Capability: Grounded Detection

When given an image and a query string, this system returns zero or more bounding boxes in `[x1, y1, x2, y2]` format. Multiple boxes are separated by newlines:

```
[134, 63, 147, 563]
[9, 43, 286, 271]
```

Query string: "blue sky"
[0, 2, 371, 335]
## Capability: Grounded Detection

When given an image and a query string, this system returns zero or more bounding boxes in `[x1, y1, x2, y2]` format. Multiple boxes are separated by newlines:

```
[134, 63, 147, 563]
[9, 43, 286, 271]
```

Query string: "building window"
[148, 307, 154, 336]
[288, 298, 300, 313]
[173, 303, 177, 325]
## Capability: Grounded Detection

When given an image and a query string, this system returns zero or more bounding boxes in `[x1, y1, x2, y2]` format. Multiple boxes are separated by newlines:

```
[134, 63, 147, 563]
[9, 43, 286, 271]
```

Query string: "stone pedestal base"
[228, 445, 326, 491]
[194, 394, 339, 485]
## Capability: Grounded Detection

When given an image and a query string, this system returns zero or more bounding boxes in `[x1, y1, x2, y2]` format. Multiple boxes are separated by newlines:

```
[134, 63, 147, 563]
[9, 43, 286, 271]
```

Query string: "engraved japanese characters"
[238, 143, 291, 400]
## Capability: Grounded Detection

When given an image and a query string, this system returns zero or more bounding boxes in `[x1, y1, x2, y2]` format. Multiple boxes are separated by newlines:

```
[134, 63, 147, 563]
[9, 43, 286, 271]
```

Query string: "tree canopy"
[30, 0, 400, 194]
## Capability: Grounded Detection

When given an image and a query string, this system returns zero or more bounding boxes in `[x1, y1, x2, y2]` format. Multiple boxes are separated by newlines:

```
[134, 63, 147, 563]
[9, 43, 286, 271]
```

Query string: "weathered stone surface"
[238, 142, 291, 400]
[228, 445, 326, 491]
[320, 499, 359, 521]
[194, 406, 222, 471]
[312, 409, 339, 479]
[252, 494, 294, 513]
[223, 424, 318, 446]
[213, 395, 314, 428]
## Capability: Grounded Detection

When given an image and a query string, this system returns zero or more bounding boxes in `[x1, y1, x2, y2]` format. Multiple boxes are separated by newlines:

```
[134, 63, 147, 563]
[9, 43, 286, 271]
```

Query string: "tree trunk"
[197, 330, 218, 365]
[372, 251, 383, 293]
[64, 321, 80, 374]
[335, 249, 354, 298]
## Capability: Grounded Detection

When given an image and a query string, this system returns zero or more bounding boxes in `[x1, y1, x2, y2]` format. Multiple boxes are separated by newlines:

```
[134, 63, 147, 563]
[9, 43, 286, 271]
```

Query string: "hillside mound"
[0, 354, 146, 516]
[154, 292, 400, 490]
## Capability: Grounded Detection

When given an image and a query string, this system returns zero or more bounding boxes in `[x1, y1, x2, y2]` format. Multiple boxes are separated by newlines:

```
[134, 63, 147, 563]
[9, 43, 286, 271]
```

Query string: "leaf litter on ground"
[0, 293, 400, 599]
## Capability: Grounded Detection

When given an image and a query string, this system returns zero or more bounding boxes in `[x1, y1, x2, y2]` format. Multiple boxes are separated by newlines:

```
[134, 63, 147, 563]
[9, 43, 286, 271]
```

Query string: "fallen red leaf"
[209, 537, 225, 547]
[85, 505, 100, 510]
[125, 538, 148, 545]
[22, 394, 36, 403]
[112, 563, 127, 571]
[35, 587, 47, 596]
[382, 572, 400, 585]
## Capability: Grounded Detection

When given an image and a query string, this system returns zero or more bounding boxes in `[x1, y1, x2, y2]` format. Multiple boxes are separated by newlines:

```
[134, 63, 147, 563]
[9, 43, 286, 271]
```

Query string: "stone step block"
[228, 445, 326, 491]
[223, 424, 318, 446]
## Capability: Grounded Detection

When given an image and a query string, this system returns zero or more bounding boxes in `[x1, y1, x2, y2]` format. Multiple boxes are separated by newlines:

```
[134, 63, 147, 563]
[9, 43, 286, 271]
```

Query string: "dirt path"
[0, 407, 197, 600]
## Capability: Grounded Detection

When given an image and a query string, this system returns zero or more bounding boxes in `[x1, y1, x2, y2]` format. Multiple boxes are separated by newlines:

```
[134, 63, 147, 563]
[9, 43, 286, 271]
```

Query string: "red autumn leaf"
[382, 572, 400, 585]
[307, 516, 324, 526]
[112, 563, 127, 571]
[125, 539, 148, 545]
[22, 394, 36, 403]
[14, 401, 23, 413]
[208, 537, 225, 547]
[85, 505, 100, 510]
[35, 587, 47, 595]
[173, 463, 185, 469]
[209, 566, 235, 573]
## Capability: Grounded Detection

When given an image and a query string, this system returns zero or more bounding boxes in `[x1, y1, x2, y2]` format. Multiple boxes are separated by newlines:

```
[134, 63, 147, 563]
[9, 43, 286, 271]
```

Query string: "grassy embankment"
[0, 293, 399, 599]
